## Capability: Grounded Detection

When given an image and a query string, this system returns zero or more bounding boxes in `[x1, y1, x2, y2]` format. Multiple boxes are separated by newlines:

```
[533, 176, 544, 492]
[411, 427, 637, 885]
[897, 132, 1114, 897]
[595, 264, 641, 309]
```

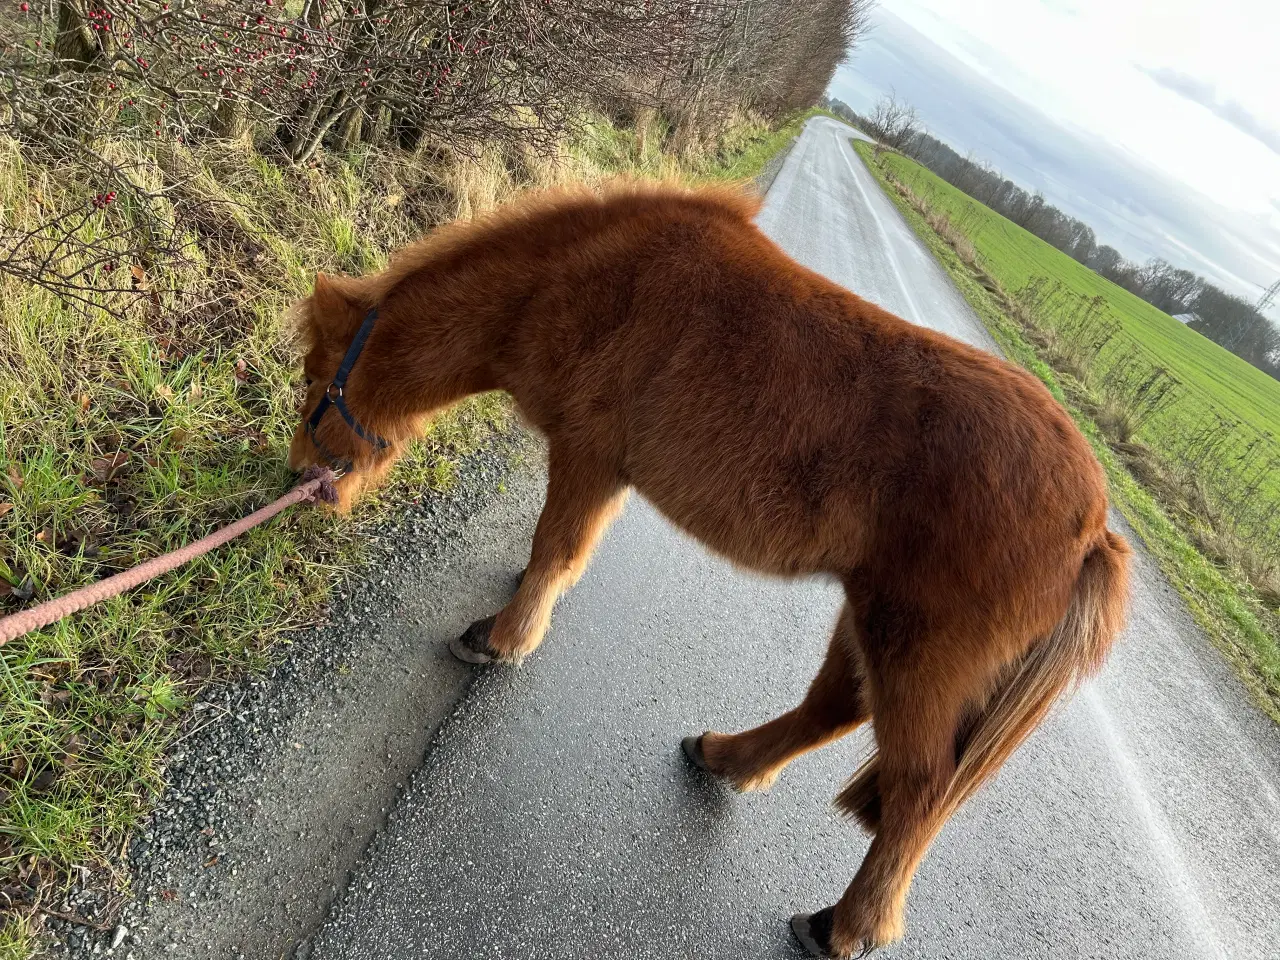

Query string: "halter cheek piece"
[305, 307, 390, 474]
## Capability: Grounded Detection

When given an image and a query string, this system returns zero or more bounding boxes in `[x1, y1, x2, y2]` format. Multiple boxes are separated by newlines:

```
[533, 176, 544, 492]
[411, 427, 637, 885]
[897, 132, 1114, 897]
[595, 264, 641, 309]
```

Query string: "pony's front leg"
[451, 448, 626, 665]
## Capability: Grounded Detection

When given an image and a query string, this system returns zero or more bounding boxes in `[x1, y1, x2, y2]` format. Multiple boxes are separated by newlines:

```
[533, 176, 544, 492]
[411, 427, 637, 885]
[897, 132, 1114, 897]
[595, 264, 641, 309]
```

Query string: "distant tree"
[1066, 222, 1096, 265]
[826, 97, 875, 135]
[891, 125, 1278, 380]
[1128, 260, 1204, 315]
[867, 92, 922, 152]
[1190, 285, 1280, 377]
[1087, 245, 1126, 276]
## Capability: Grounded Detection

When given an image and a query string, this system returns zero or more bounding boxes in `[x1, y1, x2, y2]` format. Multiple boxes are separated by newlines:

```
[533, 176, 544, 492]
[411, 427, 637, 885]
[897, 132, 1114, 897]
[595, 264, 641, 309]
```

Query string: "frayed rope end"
[300, 465, 341, 505]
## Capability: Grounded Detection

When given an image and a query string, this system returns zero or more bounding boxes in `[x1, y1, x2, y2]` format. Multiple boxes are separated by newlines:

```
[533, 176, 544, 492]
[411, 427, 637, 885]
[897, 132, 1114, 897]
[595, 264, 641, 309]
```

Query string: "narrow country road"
[305, 118, 1280, 960]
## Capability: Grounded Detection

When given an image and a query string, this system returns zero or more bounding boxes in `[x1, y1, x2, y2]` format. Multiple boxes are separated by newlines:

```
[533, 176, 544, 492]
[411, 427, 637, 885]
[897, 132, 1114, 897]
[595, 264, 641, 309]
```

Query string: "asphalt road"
[306, 117, 1280, 960]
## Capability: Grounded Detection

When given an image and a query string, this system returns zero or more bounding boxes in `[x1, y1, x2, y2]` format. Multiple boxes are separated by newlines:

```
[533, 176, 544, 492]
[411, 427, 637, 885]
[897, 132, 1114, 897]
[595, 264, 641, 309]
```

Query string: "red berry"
[20, 2, 29, 11]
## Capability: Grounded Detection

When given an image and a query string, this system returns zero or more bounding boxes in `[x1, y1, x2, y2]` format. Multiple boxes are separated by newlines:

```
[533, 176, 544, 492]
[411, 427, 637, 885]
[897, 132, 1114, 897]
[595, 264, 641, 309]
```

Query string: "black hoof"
[681, 734, 712, 773]
[791, 906, 836, 958]
[450, 615, 498, 664]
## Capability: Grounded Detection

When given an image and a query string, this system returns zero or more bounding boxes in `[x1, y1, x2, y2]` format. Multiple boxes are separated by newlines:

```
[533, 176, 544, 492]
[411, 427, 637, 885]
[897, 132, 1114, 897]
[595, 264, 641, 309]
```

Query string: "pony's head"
[287, 272, 400, 512]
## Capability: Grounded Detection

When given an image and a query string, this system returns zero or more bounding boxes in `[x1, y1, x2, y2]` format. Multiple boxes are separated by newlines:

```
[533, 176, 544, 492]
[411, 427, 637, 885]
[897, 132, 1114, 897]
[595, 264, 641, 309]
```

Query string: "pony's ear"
[311, 272, 361, 340]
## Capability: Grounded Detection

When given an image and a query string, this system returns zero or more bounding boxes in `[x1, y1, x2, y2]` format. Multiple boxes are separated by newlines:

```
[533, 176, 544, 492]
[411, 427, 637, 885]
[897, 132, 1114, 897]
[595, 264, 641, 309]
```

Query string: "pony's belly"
[632, 471, 863, 579]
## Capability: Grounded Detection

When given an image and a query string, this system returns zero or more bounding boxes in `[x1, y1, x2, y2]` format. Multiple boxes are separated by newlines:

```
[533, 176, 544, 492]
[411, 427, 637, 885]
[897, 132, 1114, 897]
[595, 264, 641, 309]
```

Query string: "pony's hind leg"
[451, 446, 626, 665]
[793, 638, 968, 958]
[687, 605, 869, 792]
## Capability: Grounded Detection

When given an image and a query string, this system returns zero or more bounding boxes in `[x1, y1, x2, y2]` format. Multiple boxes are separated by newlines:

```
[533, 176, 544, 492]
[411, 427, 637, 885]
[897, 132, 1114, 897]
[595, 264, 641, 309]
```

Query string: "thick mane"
[349, 178, 764, 307]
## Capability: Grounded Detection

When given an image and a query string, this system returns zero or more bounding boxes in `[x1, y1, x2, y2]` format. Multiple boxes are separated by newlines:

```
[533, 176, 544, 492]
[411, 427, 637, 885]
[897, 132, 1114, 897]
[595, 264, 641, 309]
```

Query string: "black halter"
[305, 307, 390, 474]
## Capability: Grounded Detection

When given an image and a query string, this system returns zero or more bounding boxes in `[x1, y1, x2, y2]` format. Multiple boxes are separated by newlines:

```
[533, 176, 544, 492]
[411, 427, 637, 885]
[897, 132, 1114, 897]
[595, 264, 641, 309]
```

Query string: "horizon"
[827, 0, 1280, 321]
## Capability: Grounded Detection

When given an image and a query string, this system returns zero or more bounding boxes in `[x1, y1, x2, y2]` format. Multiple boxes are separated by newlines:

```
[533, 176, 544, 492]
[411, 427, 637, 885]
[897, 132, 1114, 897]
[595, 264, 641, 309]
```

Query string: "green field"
[869, 149, 1280, 549]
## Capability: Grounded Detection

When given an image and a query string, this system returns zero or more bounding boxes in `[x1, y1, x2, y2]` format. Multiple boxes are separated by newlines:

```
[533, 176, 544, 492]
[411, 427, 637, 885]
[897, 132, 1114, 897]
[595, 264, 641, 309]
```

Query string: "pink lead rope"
[0, 466, 339, 647]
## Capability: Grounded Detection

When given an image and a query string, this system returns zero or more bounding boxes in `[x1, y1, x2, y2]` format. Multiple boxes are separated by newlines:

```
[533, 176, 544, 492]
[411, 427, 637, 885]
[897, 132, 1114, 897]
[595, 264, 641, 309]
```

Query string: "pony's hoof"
[790, 907, 836, 958]
[682, 734, 712, 773]
[450, 615, 497, 664]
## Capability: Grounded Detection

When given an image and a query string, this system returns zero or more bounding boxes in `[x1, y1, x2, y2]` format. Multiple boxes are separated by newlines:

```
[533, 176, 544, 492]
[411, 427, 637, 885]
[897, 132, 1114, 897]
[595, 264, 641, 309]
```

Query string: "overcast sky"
[827, 0, 1280, 317]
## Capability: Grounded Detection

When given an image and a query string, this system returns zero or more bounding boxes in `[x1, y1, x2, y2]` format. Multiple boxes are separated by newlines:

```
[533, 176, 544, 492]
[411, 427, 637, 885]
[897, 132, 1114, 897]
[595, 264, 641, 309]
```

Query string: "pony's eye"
[305, 376, 315, 387]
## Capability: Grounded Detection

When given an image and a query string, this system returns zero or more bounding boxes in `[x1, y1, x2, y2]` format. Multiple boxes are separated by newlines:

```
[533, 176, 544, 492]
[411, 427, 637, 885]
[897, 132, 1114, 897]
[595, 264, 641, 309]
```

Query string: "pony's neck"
[351, 222, 552, 443]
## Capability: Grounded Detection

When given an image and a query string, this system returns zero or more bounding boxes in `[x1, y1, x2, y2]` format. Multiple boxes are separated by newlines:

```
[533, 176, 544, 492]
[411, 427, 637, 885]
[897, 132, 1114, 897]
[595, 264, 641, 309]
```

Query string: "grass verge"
[0, 108, 815, 956]
[851, 140, 1280, 723]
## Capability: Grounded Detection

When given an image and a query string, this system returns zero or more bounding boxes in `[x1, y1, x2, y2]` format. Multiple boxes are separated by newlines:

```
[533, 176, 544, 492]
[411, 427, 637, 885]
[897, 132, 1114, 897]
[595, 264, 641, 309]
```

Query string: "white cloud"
[884, 0, 1280, 213]
[1141, 67, 1280, 156]
[829, 0, 1280, 309]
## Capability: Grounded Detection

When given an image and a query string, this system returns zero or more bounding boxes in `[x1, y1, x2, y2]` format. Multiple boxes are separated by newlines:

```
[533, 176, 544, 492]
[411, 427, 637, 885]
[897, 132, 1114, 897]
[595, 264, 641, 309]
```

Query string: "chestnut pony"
[287, 181, 1131, 958]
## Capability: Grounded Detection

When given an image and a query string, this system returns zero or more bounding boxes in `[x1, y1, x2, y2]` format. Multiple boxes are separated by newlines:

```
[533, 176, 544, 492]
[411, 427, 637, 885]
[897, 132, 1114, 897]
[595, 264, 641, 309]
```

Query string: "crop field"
[871, 149, 1280, 554]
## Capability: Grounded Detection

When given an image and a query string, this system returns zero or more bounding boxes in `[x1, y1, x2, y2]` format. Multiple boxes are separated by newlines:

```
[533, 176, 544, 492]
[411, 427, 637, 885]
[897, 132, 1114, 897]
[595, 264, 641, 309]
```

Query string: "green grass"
[852, 140, 1280, 722]
[0, 111, 805, 955]
[706, 110, 820, 183]
[565, 106, 822, 186]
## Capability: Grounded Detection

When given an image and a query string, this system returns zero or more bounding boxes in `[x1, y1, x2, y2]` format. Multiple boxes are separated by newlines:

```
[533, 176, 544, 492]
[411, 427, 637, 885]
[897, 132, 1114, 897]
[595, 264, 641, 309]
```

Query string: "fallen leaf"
[78, 393, 91, 412]
[129, 264, 148, 290]
[5, 465, 22, 490]
[0, 503, 11, 518]
[89, 452, 130, 484]
[233, 358, 249, 382]
[155, 384, 174, 401]
[0, 578, 34, 602]
[34, 529, 49, 543]
[51, 526, 98, 558]
[30, 769, 57, 793]
[189, 381, 203, 400]
[169, 427, 189, 448]
[159, 889, 177, 903]
[202, 856, 219, 869]
[48, 689, 72, 708]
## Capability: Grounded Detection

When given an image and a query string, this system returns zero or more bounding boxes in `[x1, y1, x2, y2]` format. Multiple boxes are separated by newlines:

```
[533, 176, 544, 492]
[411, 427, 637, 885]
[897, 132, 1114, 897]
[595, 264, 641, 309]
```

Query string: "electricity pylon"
[1259, 279, 1280, 312]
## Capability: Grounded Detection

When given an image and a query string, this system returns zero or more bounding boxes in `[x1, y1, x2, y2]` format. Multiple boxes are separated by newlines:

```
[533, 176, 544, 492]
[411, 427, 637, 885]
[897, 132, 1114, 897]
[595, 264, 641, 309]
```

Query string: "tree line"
[826, 95, 1280, 380]
[1, 0, 871, 310]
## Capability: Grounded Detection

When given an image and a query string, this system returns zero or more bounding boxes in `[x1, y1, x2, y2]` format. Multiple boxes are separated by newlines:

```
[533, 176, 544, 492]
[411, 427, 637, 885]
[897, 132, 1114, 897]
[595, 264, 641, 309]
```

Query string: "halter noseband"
[305, 306, 390, 474]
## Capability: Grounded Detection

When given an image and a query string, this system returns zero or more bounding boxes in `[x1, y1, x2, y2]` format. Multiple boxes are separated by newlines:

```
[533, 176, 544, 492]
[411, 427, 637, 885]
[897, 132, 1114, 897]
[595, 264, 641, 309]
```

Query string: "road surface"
[305, 117, 1280, 960]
